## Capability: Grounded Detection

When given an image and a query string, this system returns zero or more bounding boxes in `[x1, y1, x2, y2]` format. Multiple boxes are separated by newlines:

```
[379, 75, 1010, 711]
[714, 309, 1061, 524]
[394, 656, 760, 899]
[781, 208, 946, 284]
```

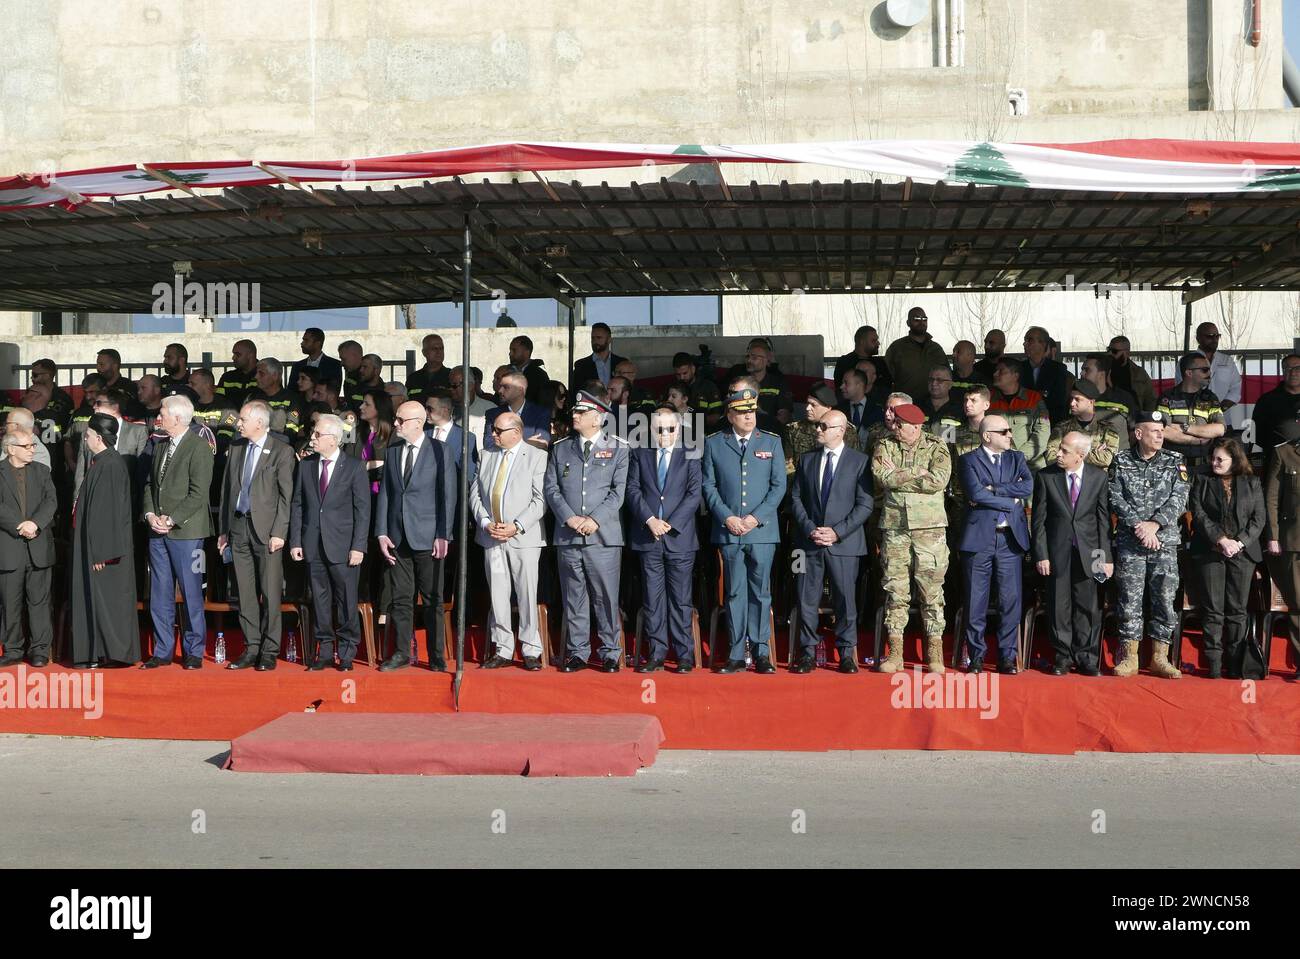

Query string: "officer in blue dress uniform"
[701, 388, 788, 673]
[544, 389, 630, 672]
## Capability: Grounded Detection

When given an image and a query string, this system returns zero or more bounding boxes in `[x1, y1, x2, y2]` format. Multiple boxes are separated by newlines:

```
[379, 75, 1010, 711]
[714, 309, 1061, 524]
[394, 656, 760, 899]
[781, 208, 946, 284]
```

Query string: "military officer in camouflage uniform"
[1046, 380, 1122, 469]
[863, 392, 912, 457]
[873, 402, 952, 673]
[1155, 353, 1225, 472]
[702, 388, 788, 673]
[545, 389, 629, 672]
[1108, 410, 1191, 679]
[933, 384, 990, 527]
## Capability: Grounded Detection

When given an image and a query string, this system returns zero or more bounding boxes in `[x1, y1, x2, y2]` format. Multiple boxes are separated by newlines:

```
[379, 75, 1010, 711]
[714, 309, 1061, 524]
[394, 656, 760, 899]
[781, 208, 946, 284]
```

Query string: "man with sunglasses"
[1251, 354, 1300, 461]
[1195, 322, 1241, 428]
[1155, 353, 1225, 470]
[1106, 337, 1158, 414]
[627, 407, 702, 673]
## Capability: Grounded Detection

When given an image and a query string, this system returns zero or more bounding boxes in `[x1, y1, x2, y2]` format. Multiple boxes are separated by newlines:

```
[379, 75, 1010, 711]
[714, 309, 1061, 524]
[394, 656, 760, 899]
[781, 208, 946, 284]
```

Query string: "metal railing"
[12, 353, 415, 391]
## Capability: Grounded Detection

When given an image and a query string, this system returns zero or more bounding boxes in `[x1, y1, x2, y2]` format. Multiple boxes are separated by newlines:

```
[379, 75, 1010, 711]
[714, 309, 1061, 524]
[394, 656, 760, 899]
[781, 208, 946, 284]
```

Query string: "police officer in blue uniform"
[544, 388, 630, 672]
[702, 387, 788, 673]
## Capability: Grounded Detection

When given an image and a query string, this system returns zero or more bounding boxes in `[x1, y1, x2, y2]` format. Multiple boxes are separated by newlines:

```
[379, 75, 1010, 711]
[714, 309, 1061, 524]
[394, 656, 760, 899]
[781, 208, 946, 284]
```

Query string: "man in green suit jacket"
[140, 395, 214, 670]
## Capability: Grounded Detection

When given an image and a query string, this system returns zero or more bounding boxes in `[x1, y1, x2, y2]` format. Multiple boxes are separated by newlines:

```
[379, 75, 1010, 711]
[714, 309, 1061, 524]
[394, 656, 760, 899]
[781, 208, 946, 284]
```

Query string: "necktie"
[820, 450, 835, 513]
[657, 448, 669, 518]
[991, 454, 1006, 527]
[852, 403, 862, 429]
[491, 450, 510, 524]
[159, 439, 175, 483]
[236, 442, 258, 513]
[403, 443, 416, 485]
[583, 440, 592, 462]
[319, 457, 331, 499]
[739, 436, 748, 457]
[1069, 471, 1079, 510]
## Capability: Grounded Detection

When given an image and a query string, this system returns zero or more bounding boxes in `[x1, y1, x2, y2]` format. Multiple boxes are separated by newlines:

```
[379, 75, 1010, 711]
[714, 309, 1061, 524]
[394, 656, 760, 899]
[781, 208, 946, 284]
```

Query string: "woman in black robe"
[70, 414, 139, 667]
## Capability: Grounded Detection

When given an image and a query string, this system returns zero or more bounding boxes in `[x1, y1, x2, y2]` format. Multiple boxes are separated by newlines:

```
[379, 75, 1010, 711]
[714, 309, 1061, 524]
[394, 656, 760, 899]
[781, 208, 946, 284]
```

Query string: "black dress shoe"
[1077, 663, 1100, 677]
[378, 654, 410, 672]
[255, 658, 277, 671]
[27, 655, 48, 668]
[676, 661, 695, 674]
[140, 656, 171, 669]
[557, 656, 587, 673]
[0, 652, 25, 667]
[789, 654, 815, 674]
[336, 662, 354, 672]
[716, 658, 748, 674]
[997, 661, 1019, 675]
[481, 655, 515, 669]
[635, 658, 665, 673]
[753, 656, 776, 674]
[966, 660, 984, 674]
[428, 659, 447, 673]
[306, 659, 331, 671]
[227, 651, 258, 670]
[522, 656, 542, 671]
[181, 655, 203, 670]
[838, 655, 860, 674]
[600, 659, 620, 673]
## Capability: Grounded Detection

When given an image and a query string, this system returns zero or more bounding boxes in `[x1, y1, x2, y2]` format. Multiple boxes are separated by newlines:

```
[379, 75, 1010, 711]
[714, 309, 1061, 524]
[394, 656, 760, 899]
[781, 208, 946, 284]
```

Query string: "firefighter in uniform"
[544, 390, 630, 672]
[1046, 380, 1122, 469]
[217, 340, 260, 409]
[701, 388, 787, 673]
[990, 359, 1051, 470]
[1155, 353, 1225, 474]
[1108, 410, 1191, 679]
[673, 352, 722, 433]
[246, 359, 307, 450]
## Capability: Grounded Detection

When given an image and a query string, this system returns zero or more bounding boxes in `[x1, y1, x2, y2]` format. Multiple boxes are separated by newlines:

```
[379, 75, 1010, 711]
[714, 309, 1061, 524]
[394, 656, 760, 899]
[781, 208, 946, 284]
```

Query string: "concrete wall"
[2, 0, 1298, 377]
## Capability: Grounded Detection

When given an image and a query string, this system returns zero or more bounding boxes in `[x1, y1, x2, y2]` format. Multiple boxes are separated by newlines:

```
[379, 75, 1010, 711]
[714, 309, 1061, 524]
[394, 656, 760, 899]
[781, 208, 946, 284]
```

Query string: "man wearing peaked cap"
[701, 385, 787, 673]
[544, 386, 630, 672]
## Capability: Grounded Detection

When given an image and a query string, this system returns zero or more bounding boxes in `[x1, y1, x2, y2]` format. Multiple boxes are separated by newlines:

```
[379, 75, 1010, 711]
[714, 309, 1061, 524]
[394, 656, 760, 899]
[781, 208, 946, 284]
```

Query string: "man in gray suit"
[290, 414, 370, 671]
[218, 400, 295, 671]
[0, 430, 57, 667]
[474, 412, 548, 670]
[544, 389, 629, 672]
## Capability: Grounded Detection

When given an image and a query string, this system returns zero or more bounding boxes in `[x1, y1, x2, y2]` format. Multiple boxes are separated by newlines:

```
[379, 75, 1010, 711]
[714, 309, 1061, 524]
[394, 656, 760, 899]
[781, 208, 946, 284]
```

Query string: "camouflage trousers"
[1115, 544, 1180, 644]
[880, 528, 949, 637]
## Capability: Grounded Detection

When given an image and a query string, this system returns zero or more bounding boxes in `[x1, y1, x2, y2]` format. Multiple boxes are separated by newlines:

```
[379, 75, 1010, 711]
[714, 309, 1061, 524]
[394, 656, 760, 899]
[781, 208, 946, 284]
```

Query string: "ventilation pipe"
[1285, 49, 1300, 106]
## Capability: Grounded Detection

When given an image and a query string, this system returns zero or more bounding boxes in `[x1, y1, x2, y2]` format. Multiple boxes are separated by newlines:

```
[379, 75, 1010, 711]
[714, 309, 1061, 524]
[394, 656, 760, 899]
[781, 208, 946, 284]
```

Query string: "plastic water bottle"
[961, 651, 971, 669]
[286, 629, 298, 663]
[744, 639, 752, 666]
[862, 656, 876, 668]
[815, 638, 827, 667]
[214, 632, 226, 665]
[410, 635, 418, 665]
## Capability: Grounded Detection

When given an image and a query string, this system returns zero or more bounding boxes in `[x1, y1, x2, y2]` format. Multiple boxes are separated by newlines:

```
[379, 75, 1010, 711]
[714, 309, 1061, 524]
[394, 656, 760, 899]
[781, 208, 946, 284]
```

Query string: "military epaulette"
[759, 429, 782, 438]
[608, 434, 629, 445]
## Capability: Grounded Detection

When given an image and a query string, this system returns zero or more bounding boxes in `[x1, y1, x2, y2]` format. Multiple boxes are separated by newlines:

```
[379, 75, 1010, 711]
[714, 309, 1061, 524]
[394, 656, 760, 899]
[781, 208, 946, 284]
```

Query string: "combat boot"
[1113, 641, 1139, 677]
[878, 635, 905, 673]
[1149, 641, 1181, 679]
[924, 636, 945, 674]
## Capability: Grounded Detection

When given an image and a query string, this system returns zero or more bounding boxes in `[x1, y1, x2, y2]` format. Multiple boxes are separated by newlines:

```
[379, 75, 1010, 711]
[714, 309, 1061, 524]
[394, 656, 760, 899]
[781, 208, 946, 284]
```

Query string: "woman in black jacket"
[1190, 437, 1265, 678]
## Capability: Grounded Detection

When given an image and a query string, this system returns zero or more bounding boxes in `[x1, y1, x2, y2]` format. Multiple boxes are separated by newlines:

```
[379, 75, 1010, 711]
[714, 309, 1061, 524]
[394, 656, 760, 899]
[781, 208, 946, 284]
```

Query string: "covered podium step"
[225, 712, 665, 777]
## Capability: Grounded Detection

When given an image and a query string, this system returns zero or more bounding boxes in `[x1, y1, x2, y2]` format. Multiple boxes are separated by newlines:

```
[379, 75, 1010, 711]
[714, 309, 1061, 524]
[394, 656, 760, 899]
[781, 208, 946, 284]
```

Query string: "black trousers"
[0, 561, 52, 657]
[1197, 551, 1254, 673]
[230, 514, 284, 658]
[308, 558, 361, 665]
[388, 541, 444, 664]
[1045, 550, 1102, 671]
[797, 550, 860, 653]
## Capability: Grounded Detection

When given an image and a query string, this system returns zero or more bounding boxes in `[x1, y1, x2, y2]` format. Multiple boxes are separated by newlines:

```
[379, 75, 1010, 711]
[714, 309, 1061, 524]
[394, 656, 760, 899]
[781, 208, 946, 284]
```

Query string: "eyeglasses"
[814, 422, 845, 431]
[1189, 367, 1210, 374]
[491, 425, 519, 435]
[656, 426, 678, 434]
[12, 443, 35, 450]
[985, 428, 1012, 435]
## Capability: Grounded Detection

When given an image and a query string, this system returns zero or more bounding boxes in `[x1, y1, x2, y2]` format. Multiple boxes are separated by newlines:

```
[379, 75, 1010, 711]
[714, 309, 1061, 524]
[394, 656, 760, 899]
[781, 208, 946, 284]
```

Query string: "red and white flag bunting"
[3, 139, 1300, 211]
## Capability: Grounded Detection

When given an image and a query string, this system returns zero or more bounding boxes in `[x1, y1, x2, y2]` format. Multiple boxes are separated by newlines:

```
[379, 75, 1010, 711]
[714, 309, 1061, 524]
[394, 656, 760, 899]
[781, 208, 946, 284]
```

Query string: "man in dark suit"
[218, 400, 296, 671]
[140, 396, 215, 670]
[0, 430, 56, 667]
[1020, 325, 1075, 425]
[289, 326, 345, 392]
[958, 413, 1033, 674]
[376, 400, 457, 671]
[627, 406, 702, 672]
[1032, 431, 1113, 676]
[789, 409, 874, 674]
[425, 395, 478, 485]
[570, 322, 627, 393]
[290, 413, 370, 670]
[508, 335, 550, 403]
[483, 372, 551, 451]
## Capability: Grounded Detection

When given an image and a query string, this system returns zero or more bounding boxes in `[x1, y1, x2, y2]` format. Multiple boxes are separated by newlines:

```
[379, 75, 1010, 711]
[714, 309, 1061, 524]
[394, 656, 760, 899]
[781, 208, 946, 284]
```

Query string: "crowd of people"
[0, 313, 1298, 681]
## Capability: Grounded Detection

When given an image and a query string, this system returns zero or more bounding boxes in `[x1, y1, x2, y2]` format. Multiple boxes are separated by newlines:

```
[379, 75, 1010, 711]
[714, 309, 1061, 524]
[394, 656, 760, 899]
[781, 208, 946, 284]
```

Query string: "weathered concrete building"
[1, 0, 1296, 380]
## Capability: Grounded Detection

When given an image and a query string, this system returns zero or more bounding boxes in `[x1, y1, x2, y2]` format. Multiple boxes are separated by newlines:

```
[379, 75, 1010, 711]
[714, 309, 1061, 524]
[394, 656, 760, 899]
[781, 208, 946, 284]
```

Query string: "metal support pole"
[567, 299, 575, 388]
[454, 214, 472, 711]
[1183, 301, 1192, 353]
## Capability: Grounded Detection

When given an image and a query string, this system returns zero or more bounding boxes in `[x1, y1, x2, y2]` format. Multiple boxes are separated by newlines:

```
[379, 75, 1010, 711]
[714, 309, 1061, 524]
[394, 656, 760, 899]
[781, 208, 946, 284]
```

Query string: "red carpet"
[225, 712, 664, 776]
[0, 656, 1296, 755]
